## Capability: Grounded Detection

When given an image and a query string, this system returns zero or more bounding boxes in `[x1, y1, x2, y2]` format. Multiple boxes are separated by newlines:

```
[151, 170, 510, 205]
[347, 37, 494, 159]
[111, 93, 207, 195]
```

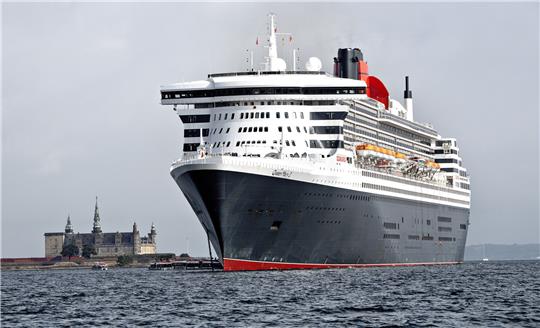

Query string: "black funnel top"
[404, 76, 412, 99]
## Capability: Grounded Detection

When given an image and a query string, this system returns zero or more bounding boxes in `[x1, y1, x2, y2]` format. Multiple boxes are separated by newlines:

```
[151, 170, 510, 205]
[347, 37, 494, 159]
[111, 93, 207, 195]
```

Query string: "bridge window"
[310, 112, 348, 120]
[309, 140, 344, 149]
[179, 114, 210, 123]
[310, 126, 343, 134]
[183, 143, 199, 152]
[184, 128, 209, 138]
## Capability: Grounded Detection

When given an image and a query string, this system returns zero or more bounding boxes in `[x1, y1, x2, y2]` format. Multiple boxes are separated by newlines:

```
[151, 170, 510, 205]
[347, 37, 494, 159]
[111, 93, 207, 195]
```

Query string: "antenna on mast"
[264, 13, 290, 71]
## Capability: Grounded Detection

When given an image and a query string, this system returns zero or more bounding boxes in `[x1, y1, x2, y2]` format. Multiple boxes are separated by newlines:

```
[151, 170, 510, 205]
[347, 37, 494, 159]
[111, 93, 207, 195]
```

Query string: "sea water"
[2, 261, 539, 327]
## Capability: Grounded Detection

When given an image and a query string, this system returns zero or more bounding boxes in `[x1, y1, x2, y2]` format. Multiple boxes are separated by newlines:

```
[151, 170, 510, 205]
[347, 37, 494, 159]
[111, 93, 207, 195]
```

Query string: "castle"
[44, 197, 157, 257]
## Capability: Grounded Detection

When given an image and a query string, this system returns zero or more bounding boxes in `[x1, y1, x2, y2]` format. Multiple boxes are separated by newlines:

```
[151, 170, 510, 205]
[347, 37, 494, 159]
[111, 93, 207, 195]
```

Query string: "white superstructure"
[161, 15, 471, 210]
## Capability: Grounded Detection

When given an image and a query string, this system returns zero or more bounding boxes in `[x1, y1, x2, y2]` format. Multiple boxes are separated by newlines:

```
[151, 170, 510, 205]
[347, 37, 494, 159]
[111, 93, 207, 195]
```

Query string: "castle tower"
[132, 222, 141, 255]
[65, 215, 74, 234]
[149, 222, 157, 243]
[92, 196, 102, 234]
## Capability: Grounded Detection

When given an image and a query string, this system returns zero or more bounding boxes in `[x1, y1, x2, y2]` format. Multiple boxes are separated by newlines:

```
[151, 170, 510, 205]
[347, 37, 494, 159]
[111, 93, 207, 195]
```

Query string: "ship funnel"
[335, 48, 362, 79]
[404, 76, 412, 99]
[404, 76, 414, 121]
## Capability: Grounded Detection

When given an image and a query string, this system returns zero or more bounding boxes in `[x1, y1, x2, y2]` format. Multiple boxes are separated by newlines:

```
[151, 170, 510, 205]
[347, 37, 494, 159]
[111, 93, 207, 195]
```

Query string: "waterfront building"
[44, 198, 157, 257]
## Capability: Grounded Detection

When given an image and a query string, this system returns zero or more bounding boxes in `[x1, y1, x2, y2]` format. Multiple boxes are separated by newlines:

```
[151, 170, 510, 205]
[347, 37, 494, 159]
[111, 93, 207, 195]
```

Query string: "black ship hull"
[171, 167, 469, 271]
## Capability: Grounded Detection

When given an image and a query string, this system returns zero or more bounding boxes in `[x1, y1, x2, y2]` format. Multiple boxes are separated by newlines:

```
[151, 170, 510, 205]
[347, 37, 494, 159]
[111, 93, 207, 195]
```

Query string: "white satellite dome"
[270, 57, 287, 71]
[305, 57, 322, 71]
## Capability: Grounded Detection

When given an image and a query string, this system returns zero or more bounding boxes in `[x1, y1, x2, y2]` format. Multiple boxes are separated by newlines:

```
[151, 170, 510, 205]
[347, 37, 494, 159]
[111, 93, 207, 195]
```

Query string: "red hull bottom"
[223, 258, 461, 271]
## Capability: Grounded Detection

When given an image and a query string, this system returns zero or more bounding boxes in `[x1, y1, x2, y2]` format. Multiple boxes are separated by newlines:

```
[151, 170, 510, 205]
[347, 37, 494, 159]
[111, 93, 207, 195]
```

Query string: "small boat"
[481, 244, 489, 262]
[92, 262, 108, 270]
[148, 262, 174, 270]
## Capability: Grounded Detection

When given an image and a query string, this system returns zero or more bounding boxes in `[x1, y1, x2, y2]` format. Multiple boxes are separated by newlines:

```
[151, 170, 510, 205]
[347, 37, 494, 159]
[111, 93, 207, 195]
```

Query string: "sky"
[2, 2, 539, 258]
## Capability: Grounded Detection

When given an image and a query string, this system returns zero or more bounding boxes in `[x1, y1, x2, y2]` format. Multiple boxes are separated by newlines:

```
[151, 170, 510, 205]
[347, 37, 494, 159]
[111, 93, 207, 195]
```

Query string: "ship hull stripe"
[223, 258, 461, 271]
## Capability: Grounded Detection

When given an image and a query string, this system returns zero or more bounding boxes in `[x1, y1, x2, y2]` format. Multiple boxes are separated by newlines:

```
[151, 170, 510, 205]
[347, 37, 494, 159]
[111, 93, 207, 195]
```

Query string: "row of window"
[309, 140, 344, 149]
[383, 234, 400, 239]
[162, 87, 366, 99]
[344, 124, 434, 157]
[361, 182, 470, 205]
[435, 158, 460, 164]
[437, 216, 452, 223]
[199, 125, 340, 137]
[304, 192, 332, 197]
[307, 207, 345, 212]
[378, 122, 418, 141]
[383, 222, 398, 230]
[441, 168, 459, 173]
[435, 149, 458, 155]
[438, 226, 452, 232]
[279, 126, 308, 133]
[190, 110, 346, 123]
[346, 113, 378, 128]
[379, 112, 438, 137]
[310, 112, 348, 120]
[194, 100, 338, 108]
[235, 140, 309, 148]
[184, 128, 209, 138]
[386, 234, 457, 241]
[435, 140, 457, 147]
[362, 170, 470, 197]
[350, 194, 370, 201]
[211, 110, 298, 121]
[349, 105, 378, 118]
[211, 127, 231, 135]
[180, 114, 211, 123]
[439, 237, 454, 242]
[238, 126, 270, 133]
[310, 126, 343, 134]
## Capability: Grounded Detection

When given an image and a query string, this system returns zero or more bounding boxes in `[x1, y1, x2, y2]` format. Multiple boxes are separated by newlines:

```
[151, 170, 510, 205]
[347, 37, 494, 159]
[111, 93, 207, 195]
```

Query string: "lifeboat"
[356, 144, 397, 162]
[425, 161, 441, 173]
[394, 152, 408, 165]
[355, 144, 379, 159]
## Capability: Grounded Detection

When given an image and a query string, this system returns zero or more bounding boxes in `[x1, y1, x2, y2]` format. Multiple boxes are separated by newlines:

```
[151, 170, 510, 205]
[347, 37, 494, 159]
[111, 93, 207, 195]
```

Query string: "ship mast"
[265, 13, 289, 71]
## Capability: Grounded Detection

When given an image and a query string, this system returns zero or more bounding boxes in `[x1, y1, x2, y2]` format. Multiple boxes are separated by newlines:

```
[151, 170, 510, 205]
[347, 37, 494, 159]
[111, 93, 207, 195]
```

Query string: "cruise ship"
[160, 15, 471, 271]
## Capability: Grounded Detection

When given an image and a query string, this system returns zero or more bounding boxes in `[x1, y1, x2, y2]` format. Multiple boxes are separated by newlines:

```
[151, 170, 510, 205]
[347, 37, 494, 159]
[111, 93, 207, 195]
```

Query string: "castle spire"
[65, 214, 73, 234]
[92, 196, 102, 233]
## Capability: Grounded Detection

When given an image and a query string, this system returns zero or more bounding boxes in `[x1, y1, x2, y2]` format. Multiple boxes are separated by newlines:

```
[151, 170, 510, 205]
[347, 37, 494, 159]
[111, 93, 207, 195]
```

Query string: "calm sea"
[1, 261, 539, 327]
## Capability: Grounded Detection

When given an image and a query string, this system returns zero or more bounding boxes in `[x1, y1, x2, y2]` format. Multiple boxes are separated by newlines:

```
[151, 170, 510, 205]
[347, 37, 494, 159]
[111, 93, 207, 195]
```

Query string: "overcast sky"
[2, 2, 539, 258]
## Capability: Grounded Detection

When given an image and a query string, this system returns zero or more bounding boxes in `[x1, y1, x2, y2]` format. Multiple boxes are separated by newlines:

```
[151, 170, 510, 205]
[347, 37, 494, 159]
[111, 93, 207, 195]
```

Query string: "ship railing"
[172, 153, 321, 173]
[208, 71, 328, 78]
[172, 153, 454, 189]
